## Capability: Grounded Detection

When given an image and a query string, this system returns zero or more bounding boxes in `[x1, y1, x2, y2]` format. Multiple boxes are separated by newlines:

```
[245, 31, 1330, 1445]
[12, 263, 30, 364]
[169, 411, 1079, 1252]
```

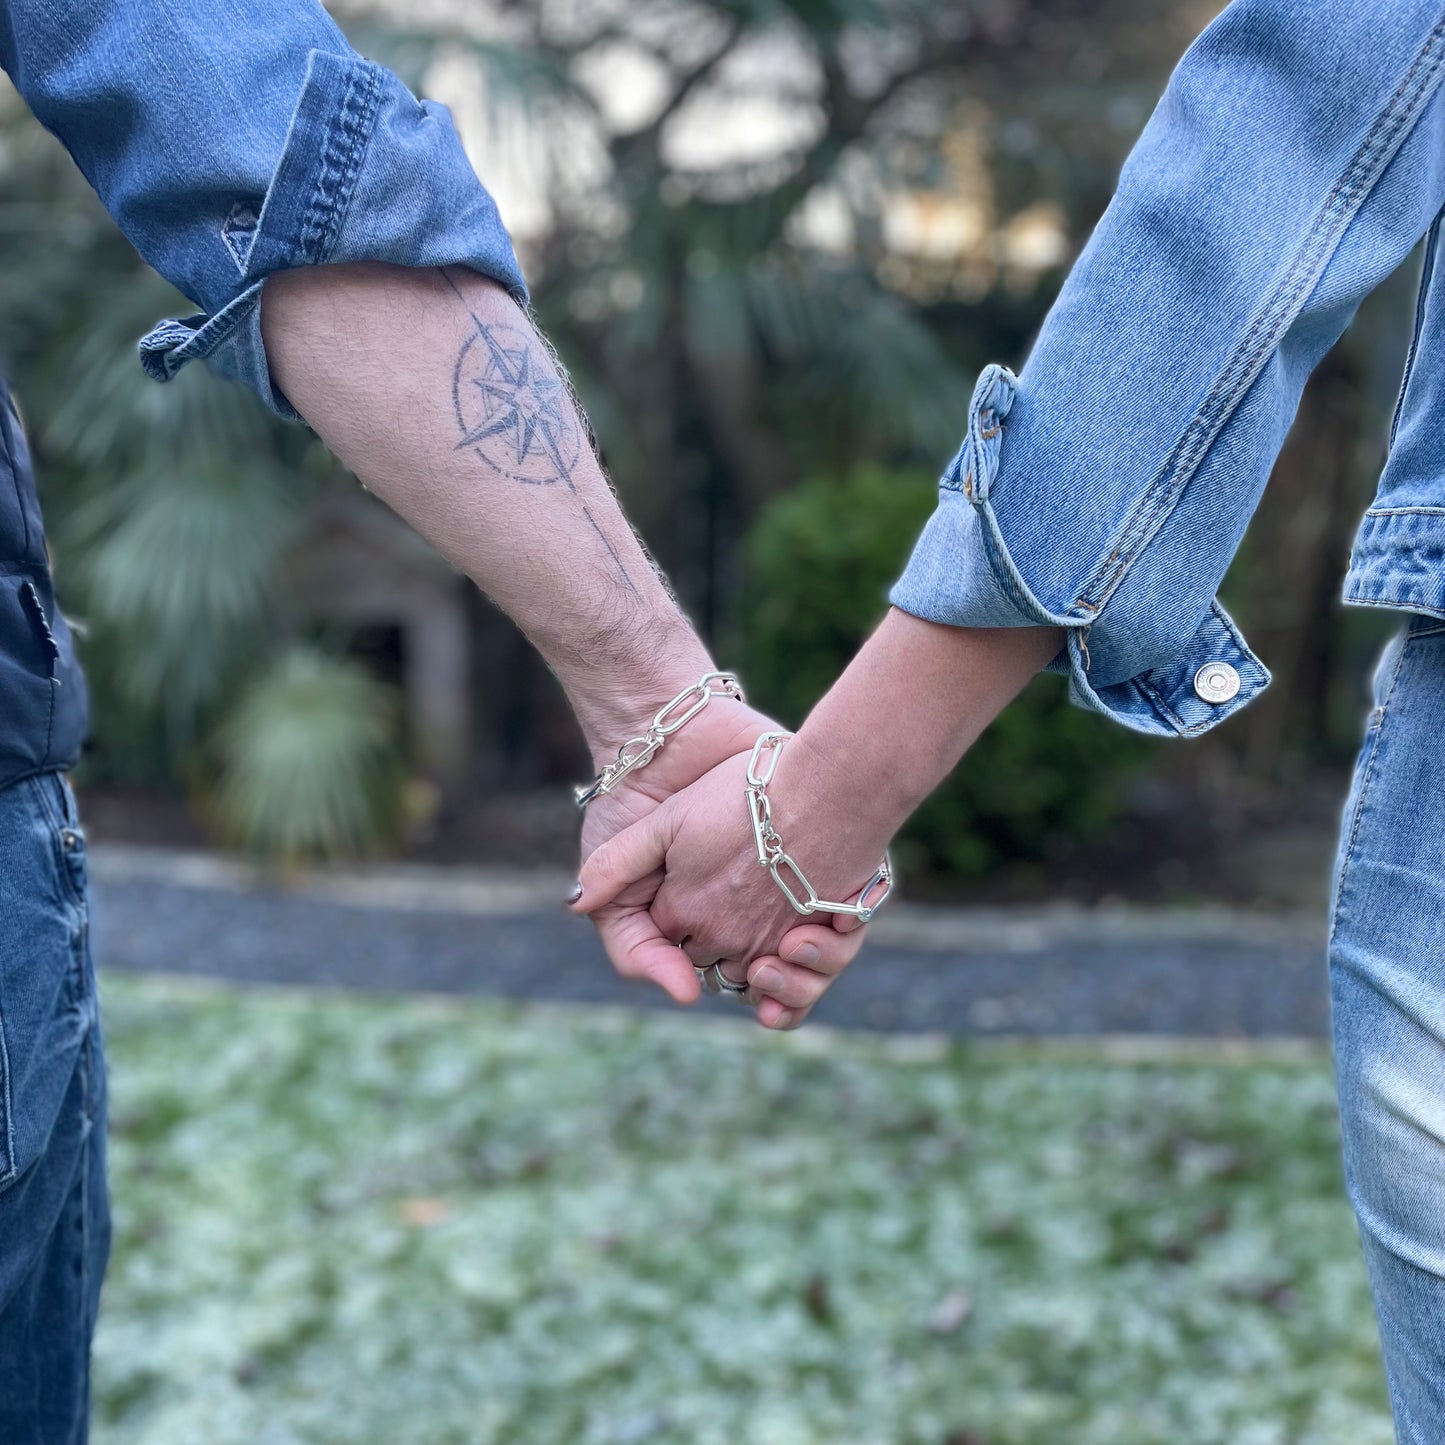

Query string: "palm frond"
[683, 259, 755, 365]
[748, 257, 967, 457]
[211, 648, 403, 863]
[64, 450, 303, 714]
[36, 272, 275, 467]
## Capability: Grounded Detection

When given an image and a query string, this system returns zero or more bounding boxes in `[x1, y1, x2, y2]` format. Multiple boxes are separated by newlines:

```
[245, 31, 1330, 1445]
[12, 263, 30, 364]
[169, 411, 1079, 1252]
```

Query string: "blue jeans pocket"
[0, 773, 94, 1198]
[0, 876, 108, 1445]
[28, 774, 91, 1013]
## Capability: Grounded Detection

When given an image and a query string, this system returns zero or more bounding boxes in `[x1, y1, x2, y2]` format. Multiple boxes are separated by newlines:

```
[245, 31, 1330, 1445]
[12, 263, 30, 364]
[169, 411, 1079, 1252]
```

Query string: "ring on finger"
[695, 962, 751, 1001]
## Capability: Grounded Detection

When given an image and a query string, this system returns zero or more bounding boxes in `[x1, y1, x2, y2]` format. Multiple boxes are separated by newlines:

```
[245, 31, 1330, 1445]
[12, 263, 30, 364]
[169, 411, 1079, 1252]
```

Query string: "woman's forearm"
[771, 610, 1065, 880]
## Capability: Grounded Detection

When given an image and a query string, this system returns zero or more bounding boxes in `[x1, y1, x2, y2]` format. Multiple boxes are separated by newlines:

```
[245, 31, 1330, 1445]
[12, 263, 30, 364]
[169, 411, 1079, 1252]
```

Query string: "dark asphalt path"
[90, 848, 1331, 1038]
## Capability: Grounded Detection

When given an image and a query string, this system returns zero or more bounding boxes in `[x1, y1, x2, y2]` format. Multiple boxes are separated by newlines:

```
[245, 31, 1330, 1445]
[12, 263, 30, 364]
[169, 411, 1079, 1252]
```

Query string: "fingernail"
[787, 943, 820, 967]
[566, 881, 583, 904]
[753, 965, 782, 993]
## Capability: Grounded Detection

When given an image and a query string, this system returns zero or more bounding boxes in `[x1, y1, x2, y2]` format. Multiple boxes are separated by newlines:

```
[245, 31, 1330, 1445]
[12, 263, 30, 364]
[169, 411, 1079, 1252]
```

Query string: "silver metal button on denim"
[1193, 662, 1241, 705]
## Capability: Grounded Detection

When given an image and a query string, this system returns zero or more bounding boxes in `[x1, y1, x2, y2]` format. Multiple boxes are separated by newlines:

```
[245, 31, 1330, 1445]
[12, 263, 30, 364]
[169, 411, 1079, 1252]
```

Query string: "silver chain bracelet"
[575, 671, 745, 808]
[745, 732, 895, 922]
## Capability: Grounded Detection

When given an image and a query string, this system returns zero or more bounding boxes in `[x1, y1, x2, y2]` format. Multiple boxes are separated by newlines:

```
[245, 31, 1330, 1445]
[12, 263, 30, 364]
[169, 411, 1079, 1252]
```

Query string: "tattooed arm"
[262, 261, 714, 759]
[261, 261, 866, 1002]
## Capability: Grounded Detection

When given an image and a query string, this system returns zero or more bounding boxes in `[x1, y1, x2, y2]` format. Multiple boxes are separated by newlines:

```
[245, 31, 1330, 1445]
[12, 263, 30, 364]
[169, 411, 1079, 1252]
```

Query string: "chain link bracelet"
[745, 732, 895, 922]
[575, 671, 745, 808]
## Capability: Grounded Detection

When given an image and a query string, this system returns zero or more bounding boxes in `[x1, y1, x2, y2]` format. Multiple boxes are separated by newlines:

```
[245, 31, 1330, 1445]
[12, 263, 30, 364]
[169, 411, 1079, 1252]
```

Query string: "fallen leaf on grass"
[398, 1197, 453, 1227]
[928, 1290, 974, 1335]
[804, 1273, 834, 1325]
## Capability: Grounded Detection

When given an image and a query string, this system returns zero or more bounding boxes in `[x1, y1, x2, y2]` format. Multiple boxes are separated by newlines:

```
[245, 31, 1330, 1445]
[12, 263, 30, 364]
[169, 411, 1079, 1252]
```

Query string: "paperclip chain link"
[744, 731, 895, 922]
[575, 672, 744, 808]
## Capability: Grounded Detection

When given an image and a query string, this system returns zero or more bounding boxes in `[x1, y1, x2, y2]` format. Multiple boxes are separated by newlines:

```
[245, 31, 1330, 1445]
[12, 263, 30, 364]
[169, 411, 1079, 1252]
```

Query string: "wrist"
[792, 710, 929, 834]
[792, 610, 1067, 826]
[733, 731, 900, 918]
[564, 650, 765, 796]
[552, 621, 716, 769]
[772, 728, 910, 865]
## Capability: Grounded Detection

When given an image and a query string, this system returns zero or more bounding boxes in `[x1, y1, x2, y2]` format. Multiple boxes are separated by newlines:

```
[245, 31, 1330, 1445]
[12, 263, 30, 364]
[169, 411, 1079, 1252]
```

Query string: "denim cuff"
[137, 49, 528, 422]
[1344, 507, 1445, 624]
[890, 366, 1271, 739]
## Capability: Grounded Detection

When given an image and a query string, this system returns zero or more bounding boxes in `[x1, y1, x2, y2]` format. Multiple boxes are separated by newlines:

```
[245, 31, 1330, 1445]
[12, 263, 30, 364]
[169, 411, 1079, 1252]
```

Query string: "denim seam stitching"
[990, 524, 1059, 621]
[1112, 602, 1262, 737]
[1341, 590, 1445, 622]
[30, 770, 62, 835]
[221, 203, 260, 276]
[42, 669, 54, 769]
[0, 969, 12, 1189]
[1362, 505, 1445, 517]
[1074, 12, 1445, 616]
[32, 776, 86, 916]
[1132, 673, 1232, 738]
[0, 398, 30, 560]
[1206, 601, 1269, 688]
[1131, 674, 1188, 735]
[1389, 208, 1443, 448]
[79, 1026, 95, 1351]
[1328, 636, 1409, 949]
[1211, 599, 1249, 654]
[20, 582, 58, 768]
[300, 60, 381, 266]
[948, 367, 1087, 635]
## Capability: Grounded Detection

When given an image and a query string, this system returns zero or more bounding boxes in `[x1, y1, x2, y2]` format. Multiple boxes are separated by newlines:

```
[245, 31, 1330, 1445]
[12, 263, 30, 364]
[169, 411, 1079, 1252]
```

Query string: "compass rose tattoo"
[451, 316, 580, 484]
[442, 269, 635, 591]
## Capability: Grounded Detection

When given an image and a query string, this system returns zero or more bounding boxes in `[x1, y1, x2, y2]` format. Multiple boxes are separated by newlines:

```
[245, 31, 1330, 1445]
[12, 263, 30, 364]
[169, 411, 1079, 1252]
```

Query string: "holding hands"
[570, 612, 1063, 1029]
[570, 676, 890, 1029]
[259, 266, 1058, 1033]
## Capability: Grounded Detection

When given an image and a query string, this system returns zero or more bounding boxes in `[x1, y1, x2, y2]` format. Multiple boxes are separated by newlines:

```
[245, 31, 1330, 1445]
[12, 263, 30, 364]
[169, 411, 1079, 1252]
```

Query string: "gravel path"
[90, 846, 1331, 1038]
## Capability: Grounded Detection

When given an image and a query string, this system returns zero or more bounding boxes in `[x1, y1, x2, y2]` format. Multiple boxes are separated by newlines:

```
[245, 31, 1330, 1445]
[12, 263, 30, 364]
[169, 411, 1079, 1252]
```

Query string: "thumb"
[595, 908, 701, 1005]
[571, 803, 677, 914]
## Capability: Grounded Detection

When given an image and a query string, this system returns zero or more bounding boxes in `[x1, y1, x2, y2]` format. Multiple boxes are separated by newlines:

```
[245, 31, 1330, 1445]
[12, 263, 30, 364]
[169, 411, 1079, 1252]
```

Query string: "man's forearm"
[261, 261, 710, 762]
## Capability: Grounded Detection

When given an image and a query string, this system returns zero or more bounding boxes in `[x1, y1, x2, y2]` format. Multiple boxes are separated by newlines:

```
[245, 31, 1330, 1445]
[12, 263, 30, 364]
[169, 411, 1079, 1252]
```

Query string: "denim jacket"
[0, 0, 525, 786]
[892, 0, 1445, 737]
[0, 0, 526, 420]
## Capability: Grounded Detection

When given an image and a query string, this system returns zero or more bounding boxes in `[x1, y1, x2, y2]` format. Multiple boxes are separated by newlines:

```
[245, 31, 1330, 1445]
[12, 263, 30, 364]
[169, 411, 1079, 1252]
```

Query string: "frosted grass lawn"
[94, 975, 1391, 1445]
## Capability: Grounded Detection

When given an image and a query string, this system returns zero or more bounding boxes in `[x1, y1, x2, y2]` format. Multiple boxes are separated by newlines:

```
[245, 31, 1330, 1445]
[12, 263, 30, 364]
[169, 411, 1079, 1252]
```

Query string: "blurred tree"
[0, 97, 406, 856]
[361, 0, 1210, 632]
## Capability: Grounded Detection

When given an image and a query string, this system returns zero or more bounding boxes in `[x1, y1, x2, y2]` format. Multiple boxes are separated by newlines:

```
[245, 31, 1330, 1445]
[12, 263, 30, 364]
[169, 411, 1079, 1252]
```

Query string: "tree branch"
[745, 38, 971, 247]
[638, 14, 746, 142]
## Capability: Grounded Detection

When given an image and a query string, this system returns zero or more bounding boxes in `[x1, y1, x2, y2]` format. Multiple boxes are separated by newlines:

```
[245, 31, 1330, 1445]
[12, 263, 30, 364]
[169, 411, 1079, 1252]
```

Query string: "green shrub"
[738, 466, 1150, 883]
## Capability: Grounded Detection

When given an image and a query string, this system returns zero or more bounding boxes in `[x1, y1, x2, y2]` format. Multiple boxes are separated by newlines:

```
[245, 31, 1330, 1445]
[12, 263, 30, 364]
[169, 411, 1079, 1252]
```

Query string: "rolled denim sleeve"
[0, 0, 526, 419]
[891, 0, 1445, 736]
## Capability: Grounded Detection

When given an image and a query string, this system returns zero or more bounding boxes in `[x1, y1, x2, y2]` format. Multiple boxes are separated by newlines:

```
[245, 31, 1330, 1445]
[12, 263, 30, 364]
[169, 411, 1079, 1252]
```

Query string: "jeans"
[1332, 618, 1445, 1442]
[0, 772, 109, 1445]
